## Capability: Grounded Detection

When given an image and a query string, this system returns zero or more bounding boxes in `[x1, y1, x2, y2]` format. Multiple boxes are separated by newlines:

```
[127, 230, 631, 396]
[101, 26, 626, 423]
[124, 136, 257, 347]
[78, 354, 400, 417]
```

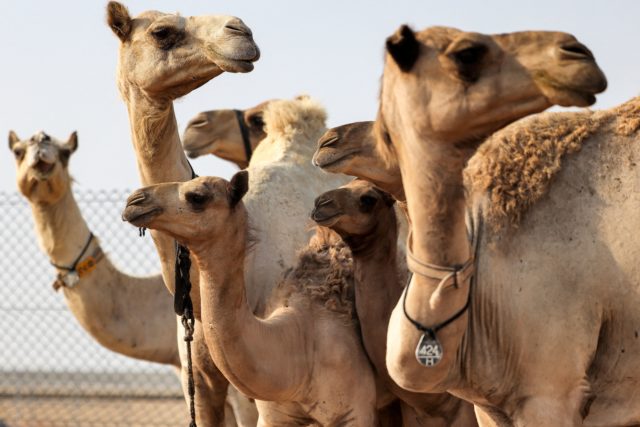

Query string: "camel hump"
[465, 102, 617, 230]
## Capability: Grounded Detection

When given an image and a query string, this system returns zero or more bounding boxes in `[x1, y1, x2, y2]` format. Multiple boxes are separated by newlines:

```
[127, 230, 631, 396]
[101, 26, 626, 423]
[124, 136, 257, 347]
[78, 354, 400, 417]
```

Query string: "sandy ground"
[0, 396, 188, 427]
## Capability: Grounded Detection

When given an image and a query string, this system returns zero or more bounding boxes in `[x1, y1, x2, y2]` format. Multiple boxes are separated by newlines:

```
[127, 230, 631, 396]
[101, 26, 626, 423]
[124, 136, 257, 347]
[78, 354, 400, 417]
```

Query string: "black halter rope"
[173, 163, 198, 427]
[234, 109, 253, 163]
[50, 232, 94, 272]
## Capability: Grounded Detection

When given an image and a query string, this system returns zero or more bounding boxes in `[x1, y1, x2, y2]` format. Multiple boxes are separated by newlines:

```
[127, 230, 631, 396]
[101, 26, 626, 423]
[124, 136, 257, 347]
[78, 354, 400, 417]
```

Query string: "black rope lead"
[174, 163, 199, 427]
[175, 242, 197, 427]
[402, 271, 472, 340]
[234, 109, 253, 163]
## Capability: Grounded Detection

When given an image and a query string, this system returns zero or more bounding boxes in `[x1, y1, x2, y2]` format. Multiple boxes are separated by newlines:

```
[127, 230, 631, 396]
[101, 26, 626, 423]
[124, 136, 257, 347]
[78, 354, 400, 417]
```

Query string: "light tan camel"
[183, 101, 273, 168]
[106, 2, 260, 425]
[8, 130, 179, 367]
[313, 122, 404, 201]
[312, 179, 478, 427]
[376, 26, 624, 425]
[123, 173, 380, 426]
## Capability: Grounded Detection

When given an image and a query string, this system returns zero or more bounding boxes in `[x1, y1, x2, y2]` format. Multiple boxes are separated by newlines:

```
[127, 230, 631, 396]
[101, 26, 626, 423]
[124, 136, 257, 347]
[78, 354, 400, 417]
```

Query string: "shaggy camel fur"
[241, 96, 350, 315]
[123, 173, 379, 426]
[313, 121, 404, 201]
[377, 26, 614, 425]
[8, 131, 179, 366]
[312, 180, 477, 427]
[183, 101, 272, 168]
[106, 2, 260, 425]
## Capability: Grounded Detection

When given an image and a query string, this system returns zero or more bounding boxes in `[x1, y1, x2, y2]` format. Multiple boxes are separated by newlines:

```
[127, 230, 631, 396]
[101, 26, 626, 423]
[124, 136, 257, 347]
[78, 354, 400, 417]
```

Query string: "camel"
[376, 26, 639, 425]
[313, 121, 404, 201]
[122, 172, 380, 426]
[312, 179, 478, 427]
[106, 2, 260, 425]
[8, 131, 180, 365]
[7, 130, 247, 425]
[183, 100, 273, 168]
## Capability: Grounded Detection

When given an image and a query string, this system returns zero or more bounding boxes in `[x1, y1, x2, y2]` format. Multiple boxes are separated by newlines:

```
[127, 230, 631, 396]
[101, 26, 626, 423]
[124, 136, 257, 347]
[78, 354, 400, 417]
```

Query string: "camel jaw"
[310, 209, 342, 227]
[313, 148, 361, 171]
[122, 206, 164, 228]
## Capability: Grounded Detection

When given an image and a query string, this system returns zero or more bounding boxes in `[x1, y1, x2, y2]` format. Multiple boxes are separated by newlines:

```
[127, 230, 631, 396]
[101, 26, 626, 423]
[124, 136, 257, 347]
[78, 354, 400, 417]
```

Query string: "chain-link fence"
[0, 189, 188, 427]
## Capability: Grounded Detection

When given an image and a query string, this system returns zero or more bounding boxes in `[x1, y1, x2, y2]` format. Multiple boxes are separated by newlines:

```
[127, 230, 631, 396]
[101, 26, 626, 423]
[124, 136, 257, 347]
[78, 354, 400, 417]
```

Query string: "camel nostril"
[225, 23, 251, 37]
[126, 191, 147, 207]
[188, 119, 208, 129]
[319, 136, 339, 149]
[559, 43, 594, 61]
[315, 197, 333, 209]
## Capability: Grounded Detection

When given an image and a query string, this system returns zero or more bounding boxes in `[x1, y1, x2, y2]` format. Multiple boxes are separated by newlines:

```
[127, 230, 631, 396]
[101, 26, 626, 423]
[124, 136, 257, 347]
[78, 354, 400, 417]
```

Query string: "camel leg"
[227, 386, 259, 427]
[178, 317, 234, 427]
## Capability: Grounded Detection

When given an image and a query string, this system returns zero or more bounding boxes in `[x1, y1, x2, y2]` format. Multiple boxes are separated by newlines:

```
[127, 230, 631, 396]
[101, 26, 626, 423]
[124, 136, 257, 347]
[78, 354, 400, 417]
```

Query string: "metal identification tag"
[415, 333, 443, 367]
[63, 271, 80, 288]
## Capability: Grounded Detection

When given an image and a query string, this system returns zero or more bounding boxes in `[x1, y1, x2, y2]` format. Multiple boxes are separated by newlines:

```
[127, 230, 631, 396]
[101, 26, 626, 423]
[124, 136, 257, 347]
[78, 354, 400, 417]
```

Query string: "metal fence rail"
[0, 189, 188, 426]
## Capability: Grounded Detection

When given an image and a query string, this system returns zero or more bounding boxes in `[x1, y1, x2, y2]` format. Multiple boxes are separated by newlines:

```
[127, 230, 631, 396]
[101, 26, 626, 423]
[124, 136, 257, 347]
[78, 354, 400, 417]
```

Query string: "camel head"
[311, 180, 396, 243]
[182, 100, 272, 166]
[8, 131, 78, 204]
[122, 172, 249, 246]
[379, 26, 607, 145]
[106, 2, 260, 100]
[313, 121, 403, 197]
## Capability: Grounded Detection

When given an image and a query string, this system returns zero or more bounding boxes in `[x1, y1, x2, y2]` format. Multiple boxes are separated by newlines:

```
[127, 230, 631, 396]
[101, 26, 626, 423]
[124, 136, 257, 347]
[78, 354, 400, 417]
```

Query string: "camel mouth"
[313, 149, 360, 170]
[310, 209, 343, 226]
[122, 206, 164, 227]
[210, 43, 261, 74]
[183, 139, 216, 159]
[31, 160, 56, 178]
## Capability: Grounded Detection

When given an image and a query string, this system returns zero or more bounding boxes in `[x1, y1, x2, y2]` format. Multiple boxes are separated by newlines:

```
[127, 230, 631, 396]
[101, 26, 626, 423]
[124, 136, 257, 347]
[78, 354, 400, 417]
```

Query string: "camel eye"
[185, 192, 211, 210]
[248, 114, 264, 130]
[452, 45, 487, 65]
[359, 194, 378, 213]
[449, 44, 488, 82]
[13, 148, 25, 161]
[152, 27, 171, 40]
[150, 27, 183, 50]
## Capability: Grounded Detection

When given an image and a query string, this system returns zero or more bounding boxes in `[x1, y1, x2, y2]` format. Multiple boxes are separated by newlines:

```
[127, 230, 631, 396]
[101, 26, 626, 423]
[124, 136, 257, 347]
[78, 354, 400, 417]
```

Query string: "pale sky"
[2, 0, 639, 193]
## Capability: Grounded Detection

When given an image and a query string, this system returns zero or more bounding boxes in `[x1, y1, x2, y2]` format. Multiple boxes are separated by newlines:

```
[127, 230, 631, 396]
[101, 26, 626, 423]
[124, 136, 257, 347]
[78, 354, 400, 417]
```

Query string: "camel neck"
[121, 83, 198, 306]
[30, 189, 92, 267]
[124, 86, 192, 186]
[399, 139, 471, 267]
[28, 185, 179, 365]
[349, 218, 402, 377]
[189, 215, 309, 401]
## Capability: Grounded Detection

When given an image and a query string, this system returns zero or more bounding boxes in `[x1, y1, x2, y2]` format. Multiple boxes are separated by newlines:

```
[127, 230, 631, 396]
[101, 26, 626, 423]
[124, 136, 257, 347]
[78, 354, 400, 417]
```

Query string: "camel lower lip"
[316, 153, 356, 170]
[312, 211, 342, 225]
[123, 208, 162, 227]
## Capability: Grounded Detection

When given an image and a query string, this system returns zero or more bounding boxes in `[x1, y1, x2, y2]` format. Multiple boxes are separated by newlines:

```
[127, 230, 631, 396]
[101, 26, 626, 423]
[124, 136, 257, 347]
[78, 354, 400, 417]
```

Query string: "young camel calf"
[123, 172, 379, 427]
[312, 180, 477, 427]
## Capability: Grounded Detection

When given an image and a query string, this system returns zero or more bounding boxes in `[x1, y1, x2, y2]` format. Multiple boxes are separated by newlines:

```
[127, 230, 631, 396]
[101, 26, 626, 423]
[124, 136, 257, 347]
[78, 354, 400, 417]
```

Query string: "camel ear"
[64, 131, 78, 153]
[376, 188, 396, 207]
[107, 1, 132, 42]
[8, 131, 20, 150]
[228, 170, 249, 207]
[386, 25, 420, 72]
[245, 110, 265, 132]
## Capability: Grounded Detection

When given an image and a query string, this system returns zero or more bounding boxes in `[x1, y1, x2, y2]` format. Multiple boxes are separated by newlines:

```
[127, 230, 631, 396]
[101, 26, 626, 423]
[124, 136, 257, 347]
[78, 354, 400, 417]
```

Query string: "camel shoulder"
[464, 96, 640, 231]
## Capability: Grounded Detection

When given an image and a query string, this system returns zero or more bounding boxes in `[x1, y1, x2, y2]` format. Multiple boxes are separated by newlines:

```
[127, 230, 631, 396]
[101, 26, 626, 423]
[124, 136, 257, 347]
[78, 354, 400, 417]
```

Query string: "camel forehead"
[129, 11, 181, 33]
[342, 179, 376, 193]
[18, 131, 63, 149]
